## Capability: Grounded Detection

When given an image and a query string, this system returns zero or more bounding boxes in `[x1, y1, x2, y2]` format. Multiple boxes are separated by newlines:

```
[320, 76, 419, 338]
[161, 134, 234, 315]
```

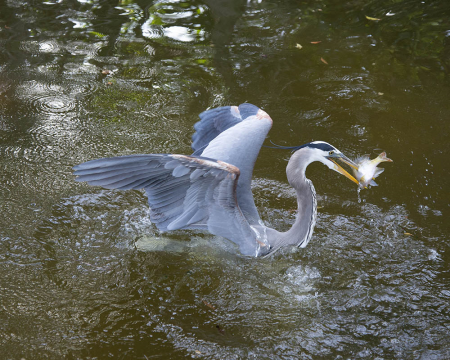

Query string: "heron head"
[304, 141, 359, 184]
[270, 140, 359, 184]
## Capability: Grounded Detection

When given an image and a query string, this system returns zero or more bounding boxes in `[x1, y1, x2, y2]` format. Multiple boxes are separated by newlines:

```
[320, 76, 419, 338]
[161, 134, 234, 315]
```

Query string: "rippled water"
[1, 0, 449, 359]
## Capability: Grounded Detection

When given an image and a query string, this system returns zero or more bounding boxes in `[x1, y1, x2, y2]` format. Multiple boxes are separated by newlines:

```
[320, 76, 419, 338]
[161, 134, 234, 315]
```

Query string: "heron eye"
[329, 150, 335, 156]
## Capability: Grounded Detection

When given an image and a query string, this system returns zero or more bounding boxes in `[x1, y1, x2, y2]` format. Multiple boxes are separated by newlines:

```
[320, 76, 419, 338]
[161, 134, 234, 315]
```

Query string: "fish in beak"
[352, 152, 393, 189]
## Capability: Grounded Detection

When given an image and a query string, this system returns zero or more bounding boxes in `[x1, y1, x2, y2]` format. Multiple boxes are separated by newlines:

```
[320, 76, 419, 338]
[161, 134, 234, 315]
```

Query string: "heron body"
[74, 104, 358, 257]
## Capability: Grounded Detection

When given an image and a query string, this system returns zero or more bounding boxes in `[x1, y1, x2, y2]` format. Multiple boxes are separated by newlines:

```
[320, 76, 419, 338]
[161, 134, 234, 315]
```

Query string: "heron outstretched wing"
[192, 103, 271, 153]
[192, 105, 248, 154]
[192, 103, 273, 224]
[73, 154, 268, 256]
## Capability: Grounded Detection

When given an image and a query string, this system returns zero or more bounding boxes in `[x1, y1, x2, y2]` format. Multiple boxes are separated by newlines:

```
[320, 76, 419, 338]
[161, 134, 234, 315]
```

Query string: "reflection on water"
[1, 0, 449, 358]
[5, 187, 445, 358]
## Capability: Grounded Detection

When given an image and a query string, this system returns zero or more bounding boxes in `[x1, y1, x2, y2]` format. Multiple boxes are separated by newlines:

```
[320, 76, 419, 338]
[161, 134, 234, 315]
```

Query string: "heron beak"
[327, 154, 359, 185]
[337, 154, 359, 170]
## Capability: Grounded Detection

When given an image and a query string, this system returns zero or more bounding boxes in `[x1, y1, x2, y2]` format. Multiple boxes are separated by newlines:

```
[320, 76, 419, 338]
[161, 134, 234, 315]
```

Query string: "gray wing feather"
[192, 105, 242, 153]
[191, 103, 264, 154]
[198, 103, 273, 224]
[74, 154, 263, 256]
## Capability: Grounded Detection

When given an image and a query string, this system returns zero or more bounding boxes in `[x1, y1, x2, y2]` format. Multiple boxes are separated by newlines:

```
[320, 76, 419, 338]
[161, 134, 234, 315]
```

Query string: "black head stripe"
[308, 141, 335, 152]
[264, 141, 336, 153]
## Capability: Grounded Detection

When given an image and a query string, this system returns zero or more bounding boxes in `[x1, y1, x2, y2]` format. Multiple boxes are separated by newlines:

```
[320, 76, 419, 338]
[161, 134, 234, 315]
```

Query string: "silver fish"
[353, 152, 393, 189]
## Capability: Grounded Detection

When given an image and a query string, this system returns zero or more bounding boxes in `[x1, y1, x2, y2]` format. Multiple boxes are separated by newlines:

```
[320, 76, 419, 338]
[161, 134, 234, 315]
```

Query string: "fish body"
[353, 152, 393, 189]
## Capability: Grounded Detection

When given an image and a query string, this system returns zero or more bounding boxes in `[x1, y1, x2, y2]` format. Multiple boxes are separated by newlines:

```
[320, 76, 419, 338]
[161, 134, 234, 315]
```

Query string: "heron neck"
[287, 157, 317, 243]
[266, 151, 317, 253]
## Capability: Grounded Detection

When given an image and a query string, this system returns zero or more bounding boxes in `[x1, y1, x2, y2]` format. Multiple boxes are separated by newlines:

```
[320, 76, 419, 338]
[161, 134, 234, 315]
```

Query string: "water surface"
[1, 0, 450, 358]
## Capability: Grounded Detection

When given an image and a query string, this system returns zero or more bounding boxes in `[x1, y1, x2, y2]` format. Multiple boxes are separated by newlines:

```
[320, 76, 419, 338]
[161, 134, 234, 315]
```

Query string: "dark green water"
[1, 0, 450, 358]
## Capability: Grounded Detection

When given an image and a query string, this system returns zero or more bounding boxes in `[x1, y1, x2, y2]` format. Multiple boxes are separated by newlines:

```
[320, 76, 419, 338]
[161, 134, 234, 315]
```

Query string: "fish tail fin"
[378, 152, 393, 162]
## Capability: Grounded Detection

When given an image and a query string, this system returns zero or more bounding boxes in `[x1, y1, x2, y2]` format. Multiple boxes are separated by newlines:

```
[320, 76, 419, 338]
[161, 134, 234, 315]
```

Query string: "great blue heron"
[74, 103, 359, 256]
